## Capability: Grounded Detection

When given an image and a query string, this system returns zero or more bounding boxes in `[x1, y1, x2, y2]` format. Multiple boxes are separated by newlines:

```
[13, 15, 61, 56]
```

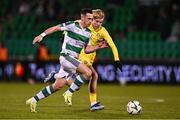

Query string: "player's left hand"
[98, 40, 109, 49]
[115, 60, 122, 71]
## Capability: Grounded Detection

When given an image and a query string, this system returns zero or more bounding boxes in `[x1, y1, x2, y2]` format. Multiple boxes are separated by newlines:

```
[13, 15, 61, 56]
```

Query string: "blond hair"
[92, 9, 104, 19]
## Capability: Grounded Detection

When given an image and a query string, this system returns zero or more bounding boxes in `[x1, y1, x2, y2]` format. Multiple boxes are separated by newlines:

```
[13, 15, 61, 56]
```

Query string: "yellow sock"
[89, 93, 97, 105]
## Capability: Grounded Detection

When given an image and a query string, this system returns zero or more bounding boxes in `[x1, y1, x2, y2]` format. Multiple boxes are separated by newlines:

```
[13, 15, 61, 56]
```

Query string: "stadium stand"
[0, 0, 180, 60]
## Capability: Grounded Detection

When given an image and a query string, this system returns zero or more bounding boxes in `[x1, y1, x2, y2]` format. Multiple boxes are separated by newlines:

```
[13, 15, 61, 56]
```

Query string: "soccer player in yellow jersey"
[63, 9, 122, 111]
[44, 9, 122, 111]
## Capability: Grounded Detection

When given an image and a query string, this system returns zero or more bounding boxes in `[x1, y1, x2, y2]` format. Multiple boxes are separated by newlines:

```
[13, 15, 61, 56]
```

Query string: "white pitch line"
[154, 99, 165, 103]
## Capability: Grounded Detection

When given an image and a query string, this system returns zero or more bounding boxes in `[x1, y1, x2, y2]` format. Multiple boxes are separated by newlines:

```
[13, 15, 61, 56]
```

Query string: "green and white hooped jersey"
[60, 21, 91, 58]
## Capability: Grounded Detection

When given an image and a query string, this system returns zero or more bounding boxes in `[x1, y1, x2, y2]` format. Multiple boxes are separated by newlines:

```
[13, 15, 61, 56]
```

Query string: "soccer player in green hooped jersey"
[45, 9, 123, 112]
[26, 8, 108, 113]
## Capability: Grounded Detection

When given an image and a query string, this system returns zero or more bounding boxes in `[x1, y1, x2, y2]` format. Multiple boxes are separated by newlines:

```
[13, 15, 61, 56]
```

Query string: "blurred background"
[0, 0, 180, 84]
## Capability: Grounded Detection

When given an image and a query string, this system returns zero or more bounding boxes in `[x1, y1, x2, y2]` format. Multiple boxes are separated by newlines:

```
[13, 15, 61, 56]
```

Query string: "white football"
[127, 100, 142, 114]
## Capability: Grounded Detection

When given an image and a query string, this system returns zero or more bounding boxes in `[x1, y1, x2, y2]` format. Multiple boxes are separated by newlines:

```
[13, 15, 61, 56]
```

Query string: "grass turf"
[0, 82, 180, 119]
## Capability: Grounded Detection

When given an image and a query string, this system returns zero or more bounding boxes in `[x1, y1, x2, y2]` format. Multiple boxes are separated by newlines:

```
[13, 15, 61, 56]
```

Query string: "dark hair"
[81, 8, 92, 15]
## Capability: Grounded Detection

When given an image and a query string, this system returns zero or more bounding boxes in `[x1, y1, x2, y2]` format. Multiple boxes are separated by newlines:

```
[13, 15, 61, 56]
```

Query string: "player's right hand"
[32, 35, 43, 44]
[115, 60, 122, 71]
[98, 40, 109, 49]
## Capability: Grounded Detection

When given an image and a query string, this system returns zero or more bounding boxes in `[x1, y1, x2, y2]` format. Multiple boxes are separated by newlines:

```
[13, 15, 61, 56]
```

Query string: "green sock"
[32, 85, 55, 102]
[67, 75, 85, 95]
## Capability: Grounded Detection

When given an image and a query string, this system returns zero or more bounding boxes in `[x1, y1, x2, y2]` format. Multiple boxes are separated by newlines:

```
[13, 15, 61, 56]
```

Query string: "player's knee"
[94, 72, 98, 80]
[84, 69, 92, 79]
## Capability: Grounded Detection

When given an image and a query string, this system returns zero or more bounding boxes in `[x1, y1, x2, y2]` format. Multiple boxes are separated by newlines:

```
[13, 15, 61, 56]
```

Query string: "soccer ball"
[127, 100, 142, 114]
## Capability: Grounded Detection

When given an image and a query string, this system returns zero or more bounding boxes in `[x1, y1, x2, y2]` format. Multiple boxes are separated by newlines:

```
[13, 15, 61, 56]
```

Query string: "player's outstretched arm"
[102, 29, 123, 71]
[108, 40, 123, 71]
[32, 25, 61, 44]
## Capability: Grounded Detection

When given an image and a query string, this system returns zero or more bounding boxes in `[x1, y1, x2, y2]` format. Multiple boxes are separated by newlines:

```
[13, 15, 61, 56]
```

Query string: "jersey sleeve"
[59, 21, 74, 31]
[102, 28, 120, 61]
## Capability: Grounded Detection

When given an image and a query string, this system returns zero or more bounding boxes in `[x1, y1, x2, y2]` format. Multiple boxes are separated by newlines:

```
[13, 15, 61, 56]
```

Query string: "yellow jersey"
[79, 24, 120, 66]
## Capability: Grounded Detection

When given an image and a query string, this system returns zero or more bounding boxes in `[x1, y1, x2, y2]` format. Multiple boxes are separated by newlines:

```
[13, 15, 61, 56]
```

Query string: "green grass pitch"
[0, 82, 180, 119]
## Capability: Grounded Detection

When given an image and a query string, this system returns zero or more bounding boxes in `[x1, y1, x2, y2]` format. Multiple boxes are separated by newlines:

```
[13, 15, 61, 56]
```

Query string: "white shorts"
[54, 53, 81, 80]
